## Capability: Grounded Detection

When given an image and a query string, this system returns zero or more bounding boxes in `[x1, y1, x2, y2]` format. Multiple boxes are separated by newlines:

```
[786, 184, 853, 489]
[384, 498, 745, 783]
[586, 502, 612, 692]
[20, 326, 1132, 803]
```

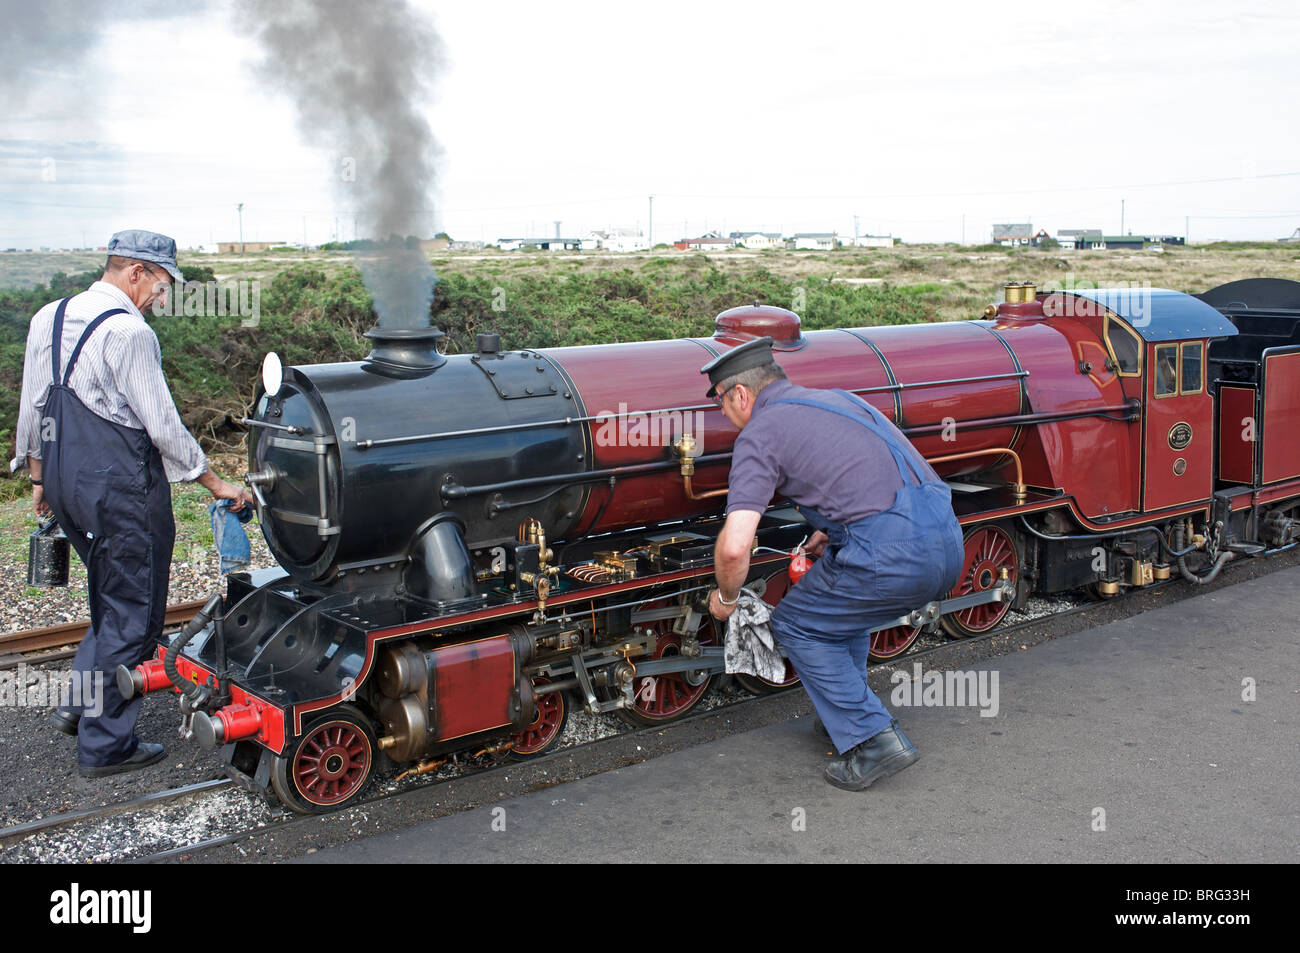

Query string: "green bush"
[2, 257, 936, 491]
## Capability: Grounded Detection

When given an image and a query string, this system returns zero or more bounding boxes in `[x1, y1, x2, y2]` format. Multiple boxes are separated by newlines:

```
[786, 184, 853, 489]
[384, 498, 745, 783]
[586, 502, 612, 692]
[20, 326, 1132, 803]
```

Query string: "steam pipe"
[1178, 550, 1234, 585]
[925, 447, 1026, 500]
[357, 401, 1137, 451]
[1019, 516, 1200, 560]
[683, 475, 728, 501]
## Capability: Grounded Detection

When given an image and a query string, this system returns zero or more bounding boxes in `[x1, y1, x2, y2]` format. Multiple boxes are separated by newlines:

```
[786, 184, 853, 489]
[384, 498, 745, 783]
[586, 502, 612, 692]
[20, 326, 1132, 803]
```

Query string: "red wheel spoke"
[291, 718, 371, 806]
[944, 526, 1018, 638]
[512, 679, 568, 757]
[869, 625, 921, 661]
[616, 597, 717, 723]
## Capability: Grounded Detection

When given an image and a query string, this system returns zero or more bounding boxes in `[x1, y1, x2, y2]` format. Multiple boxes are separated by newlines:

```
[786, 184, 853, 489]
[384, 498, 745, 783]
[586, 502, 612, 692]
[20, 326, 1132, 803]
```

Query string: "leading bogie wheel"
[941, 524, 1019, 639]
[271, 703, 378, 815]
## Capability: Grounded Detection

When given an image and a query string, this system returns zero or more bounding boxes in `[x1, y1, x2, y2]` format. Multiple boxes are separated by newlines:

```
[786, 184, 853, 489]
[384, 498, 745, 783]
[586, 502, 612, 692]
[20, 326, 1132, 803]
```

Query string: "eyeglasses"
[140, 263, 171, 286]
[712, 384, 732, 407]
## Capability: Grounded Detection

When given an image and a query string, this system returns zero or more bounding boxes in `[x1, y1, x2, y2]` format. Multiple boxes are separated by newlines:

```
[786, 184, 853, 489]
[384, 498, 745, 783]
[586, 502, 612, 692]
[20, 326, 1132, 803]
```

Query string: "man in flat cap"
[702, 335, 963, 789]
[15, 229, 253, 777]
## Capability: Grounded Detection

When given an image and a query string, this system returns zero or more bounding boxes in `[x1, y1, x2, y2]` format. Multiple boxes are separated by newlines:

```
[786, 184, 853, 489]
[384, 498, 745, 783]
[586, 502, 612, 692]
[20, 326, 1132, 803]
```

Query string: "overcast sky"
[2, 0, 1299, 252]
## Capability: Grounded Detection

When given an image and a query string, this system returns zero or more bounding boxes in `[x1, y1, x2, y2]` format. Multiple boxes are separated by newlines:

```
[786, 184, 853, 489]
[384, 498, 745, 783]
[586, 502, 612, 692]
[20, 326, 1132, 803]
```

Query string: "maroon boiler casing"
[539, 305, 1071, 538]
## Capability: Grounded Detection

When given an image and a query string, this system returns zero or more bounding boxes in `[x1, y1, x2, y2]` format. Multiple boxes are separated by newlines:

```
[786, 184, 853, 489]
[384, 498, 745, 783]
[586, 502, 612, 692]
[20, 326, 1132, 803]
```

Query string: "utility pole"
[854, 214, 860, 245]
[648, 195, 654, 251]
[237, 203, 245, 254]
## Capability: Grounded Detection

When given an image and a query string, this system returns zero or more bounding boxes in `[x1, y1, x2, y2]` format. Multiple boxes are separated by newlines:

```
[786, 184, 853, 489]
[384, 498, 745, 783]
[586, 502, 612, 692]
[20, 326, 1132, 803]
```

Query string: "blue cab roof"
[1059, 288, 1238, 342]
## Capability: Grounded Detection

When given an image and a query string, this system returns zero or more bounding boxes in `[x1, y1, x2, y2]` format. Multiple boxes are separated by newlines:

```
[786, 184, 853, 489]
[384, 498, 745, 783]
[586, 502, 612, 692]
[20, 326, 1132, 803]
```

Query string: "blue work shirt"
[725, 379, 914, 523]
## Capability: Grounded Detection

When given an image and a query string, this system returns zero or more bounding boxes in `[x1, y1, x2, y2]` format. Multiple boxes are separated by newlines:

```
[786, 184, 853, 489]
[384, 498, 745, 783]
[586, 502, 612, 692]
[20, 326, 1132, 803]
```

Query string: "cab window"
[1105, 316, 1142, 376]
[1154, 344, 1178, 397]
[1180, 342, 1203, 395]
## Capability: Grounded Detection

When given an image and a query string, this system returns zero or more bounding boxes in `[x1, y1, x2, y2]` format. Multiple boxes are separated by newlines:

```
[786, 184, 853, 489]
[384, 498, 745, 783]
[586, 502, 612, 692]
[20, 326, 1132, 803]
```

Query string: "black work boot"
[824, 719, 919, 791]
[50, 709, 81, 736]
[78, 742, 167, 778]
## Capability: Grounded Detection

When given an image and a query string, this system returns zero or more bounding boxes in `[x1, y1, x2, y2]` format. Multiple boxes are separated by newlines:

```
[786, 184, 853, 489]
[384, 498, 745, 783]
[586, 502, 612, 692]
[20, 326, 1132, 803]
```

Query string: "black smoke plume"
[234, 0, 444, 330]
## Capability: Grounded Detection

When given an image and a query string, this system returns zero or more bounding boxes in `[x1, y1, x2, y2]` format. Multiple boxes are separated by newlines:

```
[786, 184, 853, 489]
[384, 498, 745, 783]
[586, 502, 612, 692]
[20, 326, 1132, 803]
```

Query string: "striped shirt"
[16, 281, 208, 483]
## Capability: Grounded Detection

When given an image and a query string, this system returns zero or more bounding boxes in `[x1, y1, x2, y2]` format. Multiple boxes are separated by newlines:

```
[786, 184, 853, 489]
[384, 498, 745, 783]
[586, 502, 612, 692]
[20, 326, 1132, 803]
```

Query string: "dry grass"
[8, 243, 1298, 323]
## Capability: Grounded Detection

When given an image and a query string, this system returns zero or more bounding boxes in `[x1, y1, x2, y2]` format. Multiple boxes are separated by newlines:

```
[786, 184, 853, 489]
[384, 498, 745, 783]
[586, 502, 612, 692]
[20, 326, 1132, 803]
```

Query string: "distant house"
[1033, 229, 1052, 245]
[586, 228, 649, 253]
[851, 234, 893, 248]
[1058, 229, 1105, 250]
[217, 240, 286, 254]
[672, 233, 737, 251]
[730, 231, 784, 250]
[792, 232, 838, 250]
[992, 224, 1033, 246]
[1101, 235, 1145, 250]
[497, 237, 585, 252]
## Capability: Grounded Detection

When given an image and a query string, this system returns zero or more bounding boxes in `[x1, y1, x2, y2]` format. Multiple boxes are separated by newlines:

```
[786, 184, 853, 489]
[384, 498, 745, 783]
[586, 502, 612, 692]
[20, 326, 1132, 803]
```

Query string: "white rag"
[723, 589, 787, 682]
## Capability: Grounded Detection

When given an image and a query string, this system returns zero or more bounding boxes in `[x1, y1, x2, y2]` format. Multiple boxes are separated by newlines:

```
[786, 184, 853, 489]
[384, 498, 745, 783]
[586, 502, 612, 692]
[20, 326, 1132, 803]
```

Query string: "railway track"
[0, 779, 231, 847]
[5, 545, 1296, 863]
[0, 584, 1139, 862]
[0, 599, 205, 666]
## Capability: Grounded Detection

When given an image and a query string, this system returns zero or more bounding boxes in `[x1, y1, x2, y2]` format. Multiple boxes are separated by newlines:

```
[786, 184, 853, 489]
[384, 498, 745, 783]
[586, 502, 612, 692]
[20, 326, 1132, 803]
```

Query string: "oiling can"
[789, 550, 811, 585]
[28, 518, 70, 587]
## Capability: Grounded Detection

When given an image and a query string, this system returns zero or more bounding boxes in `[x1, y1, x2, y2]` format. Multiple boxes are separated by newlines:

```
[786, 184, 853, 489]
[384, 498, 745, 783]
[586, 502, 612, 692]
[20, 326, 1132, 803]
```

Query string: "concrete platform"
[297, 567, 1300, 864]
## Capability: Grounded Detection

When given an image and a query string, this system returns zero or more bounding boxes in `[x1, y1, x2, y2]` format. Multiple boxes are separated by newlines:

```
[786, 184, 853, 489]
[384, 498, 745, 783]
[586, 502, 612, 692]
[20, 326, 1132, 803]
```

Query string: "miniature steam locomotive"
[118, 277, 1300, 813]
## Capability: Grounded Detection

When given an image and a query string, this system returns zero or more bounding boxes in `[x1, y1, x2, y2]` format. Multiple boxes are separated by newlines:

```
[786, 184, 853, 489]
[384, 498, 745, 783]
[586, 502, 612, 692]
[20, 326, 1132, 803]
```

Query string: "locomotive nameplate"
[1167, 422, 1193, 451]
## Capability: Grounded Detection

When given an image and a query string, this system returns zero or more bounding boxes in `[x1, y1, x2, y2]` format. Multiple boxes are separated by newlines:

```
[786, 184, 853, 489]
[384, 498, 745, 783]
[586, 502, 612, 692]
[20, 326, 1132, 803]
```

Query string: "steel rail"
[0, 778, 232, 846]
[0, 599, 206, 661]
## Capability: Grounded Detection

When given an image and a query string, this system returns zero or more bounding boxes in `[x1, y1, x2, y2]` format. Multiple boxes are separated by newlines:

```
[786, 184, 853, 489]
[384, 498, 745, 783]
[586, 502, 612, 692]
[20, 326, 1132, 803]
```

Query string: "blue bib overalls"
[41, 298, 176, 767]
[767, 391, 964, 753]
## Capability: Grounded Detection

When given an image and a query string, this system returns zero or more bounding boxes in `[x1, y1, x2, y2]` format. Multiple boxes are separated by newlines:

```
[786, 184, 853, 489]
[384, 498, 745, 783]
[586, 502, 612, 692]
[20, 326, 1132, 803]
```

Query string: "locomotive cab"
[1048, 287, 1237, 514]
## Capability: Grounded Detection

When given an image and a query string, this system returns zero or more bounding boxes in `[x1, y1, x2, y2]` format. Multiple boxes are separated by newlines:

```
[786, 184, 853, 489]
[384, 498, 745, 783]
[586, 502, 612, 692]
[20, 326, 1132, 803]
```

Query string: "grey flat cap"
[700, 336, 775, 397]
[107, 229, 184, 283]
